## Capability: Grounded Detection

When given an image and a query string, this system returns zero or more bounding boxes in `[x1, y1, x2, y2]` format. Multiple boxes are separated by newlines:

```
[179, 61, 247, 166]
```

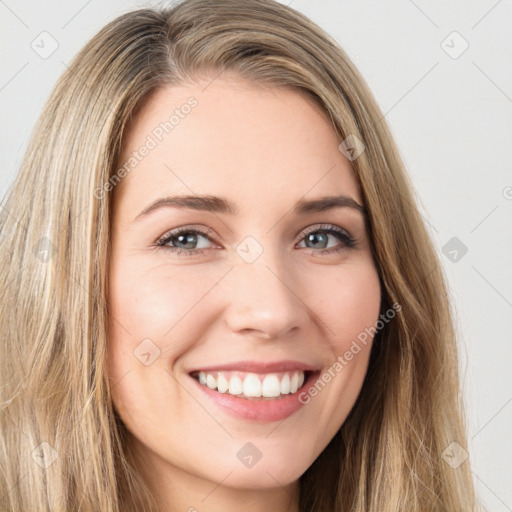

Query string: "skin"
[107, 74, 381, 512]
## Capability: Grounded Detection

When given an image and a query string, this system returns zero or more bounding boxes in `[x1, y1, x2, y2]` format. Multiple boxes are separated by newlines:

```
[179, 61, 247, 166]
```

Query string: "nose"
[222, 247, 308, 340]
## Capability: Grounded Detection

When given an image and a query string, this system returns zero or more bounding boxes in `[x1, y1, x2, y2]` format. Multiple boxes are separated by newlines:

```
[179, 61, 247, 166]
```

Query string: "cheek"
[106, 260, 216, 427]
[107, 260, 226, 356]
[105, 259, 235, 420]
[297, 262, 381, 424]
[311, 262, 381, 350]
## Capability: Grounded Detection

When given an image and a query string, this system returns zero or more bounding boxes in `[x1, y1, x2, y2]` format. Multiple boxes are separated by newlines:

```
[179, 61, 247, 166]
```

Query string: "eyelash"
[155, 224, 357, 257]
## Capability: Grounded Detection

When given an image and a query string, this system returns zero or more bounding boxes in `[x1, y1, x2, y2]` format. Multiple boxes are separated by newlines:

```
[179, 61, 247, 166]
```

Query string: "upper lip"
[188, 360, 320, 374]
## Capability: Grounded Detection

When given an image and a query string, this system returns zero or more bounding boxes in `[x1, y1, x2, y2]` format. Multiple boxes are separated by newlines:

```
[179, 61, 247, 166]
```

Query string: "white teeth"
[243, 374, 262, 397]
[195, 370, 307, 399]
[206, 374, 217, 390]
[290, 372, 299, 393]
[280, 374, 291, 394]
[298, 371, 305, 389]
[261, 374, 281, 397]
[217, 374, 229, 393]
[228, 375, 243, 395]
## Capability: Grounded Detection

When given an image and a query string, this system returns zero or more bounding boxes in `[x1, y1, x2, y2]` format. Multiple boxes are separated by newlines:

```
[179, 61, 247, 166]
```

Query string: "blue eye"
[155, 224, 356, 256]
[297, 224, 356, 254]
[156, 228, 214, 255]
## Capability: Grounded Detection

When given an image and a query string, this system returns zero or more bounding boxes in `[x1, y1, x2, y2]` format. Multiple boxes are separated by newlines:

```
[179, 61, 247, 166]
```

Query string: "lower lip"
[189, 372, 319, 423]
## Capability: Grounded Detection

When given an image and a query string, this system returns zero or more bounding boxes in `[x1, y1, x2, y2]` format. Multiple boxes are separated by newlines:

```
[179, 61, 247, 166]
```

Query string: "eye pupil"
[306, 232, 328, 249]
[175, 233, 197, 249]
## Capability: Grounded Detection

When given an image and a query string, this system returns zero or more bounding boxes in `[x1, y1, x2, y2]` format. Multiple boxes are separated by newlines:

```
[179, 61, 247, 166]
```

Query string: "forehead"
[114, 77, 362, 216]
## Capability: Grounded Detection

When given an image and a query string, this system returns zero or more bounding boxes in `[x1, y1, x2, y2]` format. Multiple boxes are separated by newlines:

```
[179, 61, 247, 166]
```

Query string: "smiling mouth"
[189, 369, 316, 400]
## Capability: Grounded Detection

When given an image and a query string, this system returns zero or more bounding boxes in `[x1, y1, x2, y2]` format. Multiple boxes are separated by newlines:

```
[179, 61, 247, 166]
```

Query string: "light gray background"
[1, 1, 511, 509]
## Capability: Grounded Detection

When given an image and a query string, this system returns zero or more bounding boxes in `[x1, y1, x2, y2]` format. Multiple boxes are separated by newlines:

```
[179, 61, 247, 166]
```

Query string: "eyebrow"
[134, 193, 366, 222]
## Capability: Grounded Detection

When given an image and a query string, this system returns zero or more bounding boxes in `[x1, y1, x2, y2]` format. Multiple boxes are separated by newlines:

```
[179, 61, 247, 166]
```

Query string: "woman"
[0, 0, 479, 510]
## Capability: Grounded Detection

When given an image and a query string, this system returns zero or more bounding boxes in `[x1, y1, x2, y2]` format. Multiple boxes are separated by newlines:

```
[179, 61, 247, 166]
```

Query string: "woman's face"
[107, 76, 381, 500]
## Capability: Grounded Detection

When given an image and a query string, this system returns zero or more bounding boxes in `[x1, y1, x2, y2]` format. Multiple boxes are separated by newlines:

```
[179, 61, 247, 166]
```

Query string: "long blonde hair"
[0, 1, 479, 510]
